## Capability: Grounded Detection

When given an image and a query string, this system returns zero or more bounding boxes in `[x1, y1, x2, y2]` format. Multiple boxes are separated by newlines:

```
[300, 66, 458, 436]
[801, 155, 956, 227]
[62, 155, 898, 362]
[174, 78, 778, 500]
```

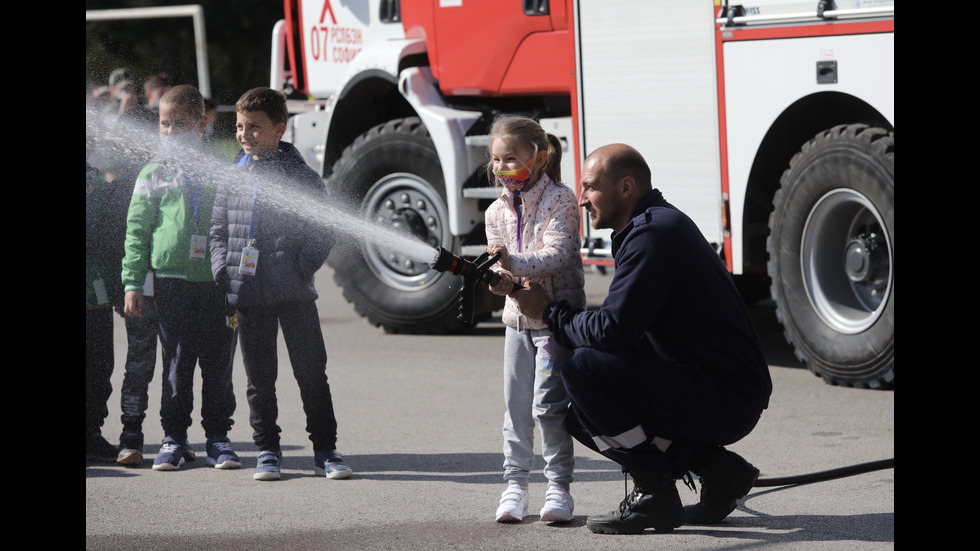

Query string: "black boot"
[683, 448, 759, 524]
[586, 468, 683, 534]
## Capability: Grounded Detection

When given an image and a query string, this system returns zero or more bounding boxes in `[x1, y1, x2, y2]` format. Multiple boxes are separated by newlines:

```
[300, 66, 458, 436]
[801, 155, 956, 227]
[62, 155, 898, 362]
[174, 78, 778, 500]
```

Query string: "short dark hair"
[236, 87, 288, 125]
[160, 85, 204, 119]
[143, 73, 174, 93]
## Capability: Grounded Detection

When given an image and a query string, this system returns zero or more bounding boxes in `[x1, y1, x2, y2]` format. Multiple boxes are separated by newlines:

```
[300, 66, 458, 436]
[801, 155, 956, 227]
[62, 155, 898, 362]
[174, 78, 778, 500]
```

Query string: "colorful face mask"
[494, 157, 534, 193]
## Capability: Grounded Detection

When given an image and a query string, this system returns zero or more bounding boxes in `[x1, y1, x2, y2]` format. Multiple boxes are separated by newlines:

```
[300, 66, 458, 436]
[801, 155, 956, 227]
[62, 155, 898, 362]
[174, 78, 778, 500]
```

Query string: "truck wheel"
[326, 117, 466, 333]
[767, 124, 894, 389]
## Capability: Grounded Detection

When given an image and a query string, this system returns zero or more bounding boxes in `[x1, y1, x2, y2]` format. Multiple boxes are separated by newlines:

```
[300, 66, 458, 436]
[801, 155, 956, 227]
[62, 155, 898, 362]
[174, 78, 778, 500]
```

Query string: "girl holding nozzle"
[483, 115, 586, 524]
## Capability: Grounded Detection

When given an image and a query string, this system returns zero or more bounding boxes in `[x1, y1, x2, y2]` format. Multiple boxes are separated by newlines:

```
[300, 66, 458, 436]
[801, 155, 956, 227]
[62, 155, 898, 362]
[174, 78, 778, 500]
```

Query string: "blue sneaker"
[253, 449, 282, 481]
[314, 449, 352, 479]
[206, 437, 241, 469]
[152, 436, 187, 471]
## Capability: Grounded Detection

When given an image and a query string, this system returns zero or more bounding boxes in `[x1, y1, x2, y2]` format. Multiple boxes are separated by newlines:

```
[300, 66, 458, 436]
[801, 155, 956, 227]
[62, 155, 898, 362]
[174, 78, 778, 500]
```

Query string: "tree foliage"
[85, 0, 285, 106]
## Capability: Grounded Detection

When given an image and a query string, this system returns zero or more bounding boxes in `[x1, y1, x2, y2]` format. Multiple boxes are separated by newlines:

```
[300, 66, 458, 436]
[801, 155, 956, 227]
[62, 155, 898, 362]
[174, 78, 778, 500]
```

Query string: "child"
[86, 111, 127, 462]
[209, 87, 351, 482]
[121, 84, 240, 471]
[114, 81, 179, 468]
[483, 115, 586, 523]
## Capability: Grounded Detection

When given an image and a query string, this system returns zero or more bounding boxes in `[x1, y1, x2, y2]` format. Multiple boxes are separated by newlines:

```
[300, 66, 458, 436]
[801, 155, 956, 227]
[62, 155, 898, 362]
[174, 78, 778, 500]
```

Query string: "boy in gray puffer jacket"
[210, 87, 350, 482]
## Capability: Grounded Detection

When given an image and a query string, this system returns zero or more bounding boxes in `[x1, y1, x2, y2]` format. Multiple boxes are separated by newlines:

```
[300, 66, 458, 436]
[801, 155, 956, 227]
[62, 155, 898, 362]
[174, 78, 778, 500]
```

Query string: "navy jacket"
[209, 141, 335, 308]
[543, 189, 772, 410]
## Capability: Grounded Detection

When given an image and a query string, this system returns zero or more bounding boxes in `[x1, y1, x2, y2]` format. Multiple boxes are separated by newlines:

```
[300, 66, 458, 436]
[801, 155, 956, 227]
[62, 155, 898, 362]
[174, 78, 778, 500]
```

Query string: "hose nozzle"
[430, 247, 501, 286]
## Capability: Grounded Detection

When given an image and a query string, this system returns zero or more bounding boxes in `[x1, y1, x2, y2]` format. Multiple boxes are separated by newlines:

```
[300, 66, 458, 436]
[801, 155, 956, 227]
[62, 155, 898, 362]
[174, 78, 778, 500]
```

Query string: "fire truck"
[270, 0, 894, 389]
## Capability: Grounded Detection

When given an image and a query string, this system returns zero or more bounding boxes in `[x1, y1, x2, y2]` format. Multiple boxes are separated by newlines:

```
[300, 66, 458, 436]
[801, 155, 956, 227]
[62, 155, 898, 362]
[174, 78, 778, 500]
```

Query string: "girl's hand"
[487, 244, 512, 271]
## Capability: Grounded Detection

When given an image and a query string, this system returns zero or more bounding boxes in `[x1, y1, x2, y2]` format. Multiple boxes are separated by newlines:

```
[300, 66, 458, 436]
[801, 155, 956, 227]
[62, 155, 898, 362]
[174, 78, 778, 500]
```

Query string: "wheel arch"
[323, 70, 418, 180]
[738, 91, 894, 275]
[324, 65, 487, 238]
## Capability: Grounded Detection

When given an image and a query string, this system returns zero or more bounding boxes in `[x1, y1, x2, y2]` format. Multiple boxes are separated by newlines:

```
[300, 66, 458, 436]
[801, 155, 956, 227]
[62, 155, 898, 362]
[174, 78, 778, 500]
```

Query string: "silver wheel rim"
[800, 188, 892, 334]
[360, 173, 450, 292]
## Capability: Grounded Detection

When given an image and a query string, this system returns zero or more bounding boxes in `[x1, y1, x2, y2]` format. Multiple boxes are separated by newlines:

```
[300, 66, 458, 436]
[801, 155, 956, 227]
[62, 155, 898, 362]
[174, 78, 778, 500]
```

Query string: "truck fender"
[397, 66, 484, 237]
[317, 37, 484, 238]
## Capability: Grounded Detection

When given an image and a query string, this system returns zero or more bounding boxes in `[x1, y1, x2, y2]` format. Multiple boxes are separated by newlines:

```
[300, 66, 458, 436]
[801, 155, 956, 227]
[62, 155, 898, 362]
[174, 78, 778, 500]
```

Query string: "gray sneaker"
[116, 447, 144, 467]
[253, 449, 282, 481]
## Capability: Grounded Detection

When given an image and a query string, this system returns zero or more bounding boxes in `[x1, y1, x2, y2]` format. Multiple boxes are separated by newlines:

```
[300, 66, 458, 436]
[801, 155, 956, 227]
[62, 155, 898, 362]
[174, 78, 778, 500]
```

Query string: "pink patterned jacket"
[485, 173, 586, 330]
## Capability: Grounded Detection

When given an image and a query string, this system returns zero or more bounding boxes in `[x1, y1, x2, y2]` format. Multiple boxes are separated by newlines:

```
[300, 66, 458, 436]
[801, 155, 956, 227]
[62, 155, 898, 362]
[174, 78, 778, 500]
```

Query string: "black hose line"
[753, 458, 894, 488]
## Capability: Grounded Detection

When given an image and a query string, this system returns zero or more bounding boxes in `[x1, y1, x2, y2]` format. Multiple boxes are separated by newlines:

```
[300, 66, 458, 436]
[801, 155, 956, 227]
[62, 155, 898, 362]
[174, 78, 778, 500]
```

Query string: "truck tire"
[767, 124, 894, 389]
[325, 117, 466, 334]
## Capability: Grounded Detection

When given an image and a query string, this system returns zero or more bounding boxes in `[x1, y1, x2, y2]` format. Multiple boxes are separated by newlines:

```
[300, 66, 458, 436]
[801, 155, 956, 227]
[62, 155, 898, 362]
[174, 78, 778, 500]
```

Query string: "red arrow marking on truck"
[319, 0, 337, 25]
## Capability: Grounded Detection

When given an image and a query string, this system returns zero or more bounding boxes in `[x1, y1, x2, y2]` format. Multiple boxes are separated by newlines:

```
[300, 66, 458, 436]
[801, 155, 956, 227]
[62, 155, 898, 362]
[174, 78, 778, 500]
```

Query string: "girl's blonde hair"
[485, 115, 563, 186]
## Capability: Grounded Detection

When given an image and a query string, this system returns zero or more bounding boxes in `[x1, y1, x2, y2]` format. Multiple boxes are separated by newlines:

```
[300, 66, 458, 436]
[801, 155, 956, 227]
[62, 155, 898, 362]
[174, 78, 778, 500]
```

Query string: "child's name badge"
[240, 246, 259, 276]
[93, 278, 108, 305]
[189, 234, 207, 261]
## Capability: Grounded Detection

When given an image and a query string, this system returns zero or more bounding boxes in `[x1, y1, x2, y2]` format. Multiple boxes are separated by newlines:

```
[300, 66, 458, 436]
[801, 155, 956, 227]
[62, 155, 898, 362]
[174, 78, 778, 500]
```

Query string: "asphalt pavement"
[85, 267, 895, 550]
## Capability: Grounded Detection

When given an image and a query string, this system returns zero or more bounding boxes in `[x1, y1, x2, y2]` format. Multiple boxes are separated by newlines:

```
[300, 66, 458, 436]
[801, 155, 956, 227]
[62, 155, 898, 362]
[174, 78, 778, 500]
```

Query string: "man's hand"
[510, 281, 551, 320]
[489, 273, 517, 297]
[124, 290, 144, 317]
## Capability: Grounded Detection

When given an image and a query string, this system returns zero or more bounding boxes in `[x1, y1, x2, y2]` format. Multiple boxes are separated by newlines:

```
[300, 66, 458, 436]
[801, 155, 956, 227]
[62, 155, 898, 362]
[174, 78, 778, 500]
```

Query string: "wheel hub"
[360, 174, 451, 290]
[388, 207, 428, 242]
[844, 234, 880, 283]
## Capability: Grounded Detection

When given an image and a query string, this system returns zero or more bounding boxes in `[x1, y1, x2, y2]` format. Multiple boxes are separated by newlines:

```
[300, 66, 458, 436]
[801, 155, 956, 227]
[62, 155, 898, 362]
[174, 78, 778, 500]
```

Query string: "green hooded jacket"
[121, 155, 218, 292]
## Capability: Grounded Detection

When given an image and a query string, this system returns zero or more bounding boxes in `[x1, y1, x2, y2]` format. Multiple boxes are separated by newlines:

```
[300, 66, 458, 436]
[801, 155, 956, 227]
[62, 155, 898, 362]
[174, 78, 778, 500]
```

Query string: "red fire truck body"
[272, 0, 894, 388]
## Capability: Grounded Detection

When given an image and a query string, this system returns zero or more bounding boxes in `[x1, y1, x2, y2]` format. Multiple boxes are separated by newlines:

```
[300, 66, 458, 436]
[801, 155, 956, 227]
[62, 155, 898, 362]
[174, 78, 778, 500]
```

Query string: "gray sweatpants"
[500, 325, 575, 490]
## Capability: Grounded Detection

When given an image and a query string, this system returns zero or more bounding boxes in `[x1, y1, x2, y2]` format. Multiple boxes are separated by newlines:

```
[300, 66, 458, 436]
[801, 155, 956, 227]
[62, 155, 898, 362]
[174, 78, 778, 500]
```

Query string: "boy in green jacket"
[121, 85, 239, 471]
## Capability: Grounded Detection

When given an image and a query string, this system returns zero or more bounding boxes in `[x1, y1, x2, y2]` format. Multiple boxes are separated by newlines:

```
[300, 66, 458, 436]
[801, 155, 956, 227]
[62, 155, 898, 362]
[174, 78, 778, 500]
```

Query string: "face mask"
[494, 157, 534, 193]
[160, 130, 200, 156]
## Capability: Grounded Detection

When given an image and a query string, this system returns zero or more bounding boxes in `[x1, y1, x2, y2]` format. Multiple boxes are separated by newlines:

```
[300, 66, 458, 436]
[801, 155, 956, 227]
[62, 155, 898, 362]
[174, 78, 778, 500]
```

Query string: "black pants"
[155, 278, 237, 442]
[86, 306, 115, 440]
[237, 300, 339, 452]
[118, 295, 159, 449]
[560, 347, 762, 475]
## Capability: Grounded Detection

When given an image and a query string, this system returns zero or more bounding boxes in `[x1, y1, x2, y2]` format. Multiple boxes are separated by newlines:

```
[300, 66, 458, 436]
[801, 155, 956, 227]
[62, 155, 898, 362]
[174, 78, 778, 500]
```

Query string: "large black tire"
[326, 117, 467, 334]
[767, 124, 894, 389]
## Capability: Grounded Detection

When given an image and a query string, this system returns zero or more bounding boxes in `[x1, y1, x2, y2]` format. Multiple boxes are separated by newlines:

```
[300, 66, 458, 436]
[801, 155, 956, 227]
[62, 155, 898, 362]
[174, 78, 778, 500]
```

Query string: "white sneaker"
[495, 484, 529, 522]
[539, 485, 574, 522]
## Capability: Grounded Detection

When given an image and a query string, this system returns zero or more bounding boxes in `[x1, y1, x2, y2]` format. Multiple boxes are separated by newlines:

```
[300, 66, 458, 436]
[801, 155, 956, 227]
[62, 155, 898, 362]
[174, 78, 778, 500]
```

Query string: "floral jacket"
[485, 173, 585, 330]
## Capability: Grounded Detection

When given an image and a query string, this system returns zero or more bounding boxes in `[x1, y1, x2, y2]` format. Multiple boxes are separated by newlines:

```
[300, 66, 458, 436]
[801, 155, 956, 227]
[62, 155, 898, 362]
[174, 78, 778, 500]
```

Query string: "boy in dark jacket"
[210, 87, 351, 482]
[86, 113, 128, 462]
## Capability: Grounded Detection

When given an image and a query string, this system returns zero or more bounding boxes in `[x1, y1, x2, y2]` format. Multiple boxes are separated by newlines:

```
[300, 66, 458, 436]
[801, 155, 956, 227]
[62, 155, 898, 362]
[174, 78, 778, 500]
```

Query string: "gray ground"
[86, 268, 895, 550]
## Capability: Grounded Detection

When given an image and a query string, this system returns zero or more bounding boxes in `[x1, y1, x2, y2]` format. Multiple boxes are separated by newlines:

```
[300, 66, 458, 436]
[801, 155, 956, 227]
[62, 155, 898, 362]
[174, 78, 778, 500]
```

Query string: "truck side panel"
[574, 0, 724, 246]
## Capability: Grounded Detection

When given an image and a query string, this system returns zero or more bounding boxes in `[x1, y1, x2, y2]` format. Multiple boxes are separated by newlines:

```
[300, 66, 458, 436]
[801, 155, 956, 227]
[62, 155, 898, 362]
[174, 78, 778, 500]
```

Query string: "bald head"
[588, 144, 652, 191]
[579, 144, 653, 233]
